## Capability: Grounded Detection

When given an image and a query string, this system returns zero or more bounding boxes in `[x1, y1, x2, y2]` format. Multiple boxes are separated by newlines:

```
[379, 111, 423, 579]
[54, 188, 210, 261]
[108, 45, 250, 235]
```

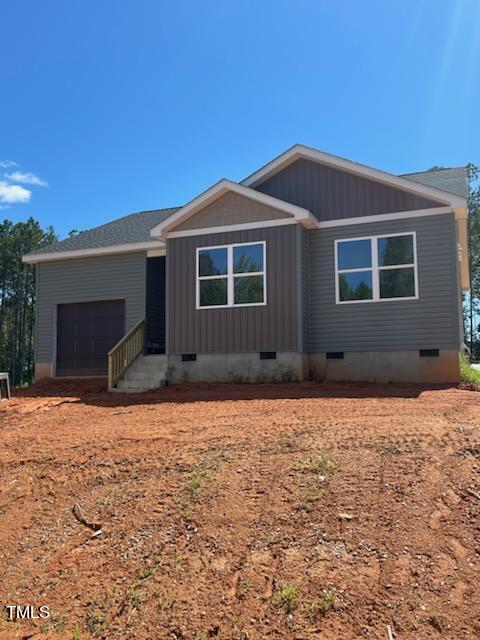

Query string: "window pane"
[379, 268, 415, 299]
[234, 275, 264, 304]
[378, 235, 414, 266]
[233, 243, 264, 273]
[198, 248, 227, 276]
[337, 239, 371, 270]
[339, 271, 373, 301]
[199, 278, 227, 306]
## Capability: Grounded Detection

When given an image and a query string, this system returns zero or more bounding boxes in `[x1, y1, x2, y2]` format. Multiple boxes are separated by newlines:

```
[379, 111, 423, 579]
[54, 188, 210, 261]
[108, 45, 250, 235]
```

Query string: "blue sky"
[1, 0, 479, 238]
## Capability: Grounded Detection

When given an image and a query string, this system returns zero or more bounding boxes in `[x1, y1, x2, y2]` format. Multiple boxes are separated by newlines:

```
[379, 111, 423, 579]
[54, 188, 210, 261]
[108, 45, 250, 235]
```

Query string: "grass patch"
[138, 564, 157, 581]
[156, 585, 176, 611]
[460, 354, 480, 387]
[126, 587, 143, 611]
[309, 589, 338, 617]
[275, 583, 299, 614]
[298, 485, 324, 512]
[71, 623, 82, 640]
[296, 454, 337, 476]
[294, 454, 337, 514]
[188, 468, 209, 497]
[85, 611, 108, 637]
[237, 580, 252, 599]
[378, 440, 400, 455]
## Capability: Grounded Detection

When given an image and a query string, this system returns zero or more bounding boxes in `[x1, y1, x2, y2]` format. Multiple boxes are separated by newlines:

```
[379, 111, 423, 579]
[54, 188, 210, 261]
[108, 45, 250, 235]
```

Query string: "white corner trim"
[317, 206, 453, 228]
[149, 178, 318, 238]
[241, 144, 467, 208]
[167, 217, 298, 239]
[453, 207, 468, 220]
[23, 240, 166, 264]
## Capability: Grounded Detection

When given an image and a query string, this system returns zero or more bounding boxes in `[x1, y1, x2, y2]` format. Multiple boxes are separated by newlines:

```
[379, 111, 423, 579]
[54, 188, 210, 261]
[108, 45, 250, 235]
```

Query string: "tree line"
[0, 218, 57, 386]
[466, 163, 480, 358]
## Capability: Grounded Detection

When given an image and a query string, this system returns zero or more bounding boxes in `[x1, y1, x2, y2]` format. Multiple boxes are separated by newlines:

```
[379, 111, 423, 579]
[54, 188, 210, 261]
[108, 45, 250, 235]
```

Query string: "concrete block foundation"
[35, 362, 53, 381]
[36, 349, 460, 386]
[168, 352, 309, 384]
[309, 349, 460, 384]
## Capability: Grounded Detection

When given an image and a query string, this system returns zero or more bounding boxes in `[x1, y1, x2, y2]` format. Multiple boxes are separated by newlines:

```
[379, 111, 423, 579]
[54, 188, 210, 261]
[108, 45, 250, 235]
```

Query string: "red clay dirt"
[0, 379, 479, 640]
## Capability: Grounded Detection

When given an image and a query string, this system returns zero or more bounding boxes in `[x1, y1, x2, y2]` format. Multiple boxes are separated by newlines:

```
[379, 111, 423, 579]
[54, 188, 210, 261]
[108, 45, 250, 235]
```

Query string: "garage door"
[56, 300, 125, 376]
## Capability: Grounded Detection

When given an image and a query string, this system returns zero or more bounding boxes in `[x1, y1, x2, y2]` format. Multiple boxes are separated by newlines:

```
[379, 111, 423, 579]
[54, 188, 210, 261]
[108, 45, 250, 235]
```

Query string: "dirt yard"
[0, 380, 479, 640]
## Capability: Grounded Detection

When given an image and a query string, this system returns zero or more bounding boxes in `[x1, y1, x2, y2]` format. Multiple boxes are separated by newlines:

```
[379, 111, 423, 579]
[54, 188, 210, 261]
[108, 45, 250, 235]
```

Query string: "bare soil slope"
[0, 380, 479, 639]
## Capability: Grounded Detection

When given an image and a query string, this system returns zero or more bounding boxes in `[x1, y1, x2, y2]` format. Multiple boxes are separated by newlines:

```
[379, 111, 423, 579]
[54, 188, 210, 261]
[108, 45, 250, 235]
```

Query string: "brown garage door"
[56, 300, 125, 376]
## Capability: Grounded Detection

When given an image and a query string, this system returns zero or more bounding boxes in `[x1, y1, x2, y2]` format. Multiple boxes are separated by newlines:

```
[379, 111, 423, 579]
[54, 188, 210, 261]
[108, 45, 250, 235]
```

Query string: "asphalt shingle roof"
[401, 166, 467, 198]
[28, 207, 180, 256]
[26, 167, 467, 258]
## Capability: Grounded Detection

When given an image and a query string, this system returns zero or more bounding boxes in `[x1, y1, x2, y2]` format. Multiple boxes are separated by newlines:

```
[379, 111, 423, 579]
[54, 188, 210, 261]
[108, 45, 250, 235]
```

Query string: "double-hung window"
[196, 241, 266, 309]
[335, 232, 418, 303]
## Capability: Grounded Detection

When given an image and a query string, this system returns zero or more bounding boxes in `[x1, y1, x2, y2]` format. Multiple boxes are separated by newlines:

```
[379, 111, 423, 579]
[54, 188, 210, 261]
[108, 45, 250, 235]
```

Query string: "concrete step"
[113, 354, 168, 392]
[138, 356, 168, 364]
[112, 384, 166, 393]
[124, 370, 166, 381]
[128, 359, 167, 371]
[115, 377, 167, 392]
[128, 365, 166, 375]
[119, 371, 166, 383]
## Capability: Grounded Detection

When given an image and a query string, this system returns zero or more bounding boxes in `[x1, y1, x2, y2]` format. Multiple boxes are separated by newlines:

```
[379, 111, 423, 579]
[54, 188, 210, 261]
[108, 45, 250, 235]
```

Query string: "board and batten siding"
[255, 158, 442, 222]
[167, 225, 299, 354]
[36, 252, 146, 365]
[297, 226, 310, 353]
[307, 213, 460, 352]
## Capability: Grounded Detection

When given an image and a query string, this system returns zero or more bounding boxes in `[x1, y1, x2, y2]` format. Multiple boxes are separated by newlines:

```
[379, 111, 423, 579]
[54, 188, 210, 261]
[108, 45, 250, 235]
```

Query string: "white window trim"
[196, 241, 267, 309]
[334, 232, 419, 304]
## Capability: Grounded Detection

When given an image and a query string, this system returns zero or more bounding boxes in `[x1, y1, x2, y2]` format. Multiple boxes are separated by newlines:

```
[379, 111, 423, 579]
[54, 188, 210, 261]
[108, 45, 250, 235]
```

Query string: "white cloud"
[0, 181, 32, 204]
[4, 171, 48, 187]
[0, 160, 17, 169]
[0, 163, 48, 207]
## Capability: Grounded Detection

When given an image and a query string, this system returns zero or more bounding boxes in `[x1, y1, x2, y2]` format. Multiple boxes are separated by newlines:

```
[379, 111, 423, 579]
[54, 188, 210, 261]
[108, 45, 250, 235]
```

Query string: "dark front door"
[56, 300, 125, 376]
[145, 256, 166, 354]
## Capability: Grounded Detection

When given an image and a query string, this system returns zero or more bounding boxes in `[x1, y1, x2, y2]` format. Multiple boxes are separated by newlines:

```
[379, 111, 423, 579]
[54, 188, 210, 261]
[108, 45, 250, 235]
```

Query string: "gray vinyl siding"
[174, 192, 291, 232]
[167, 225, 298, 354]
[36, 252, 146, 363]
[307, 213, 460, 352]
[255, 159, 442, 222]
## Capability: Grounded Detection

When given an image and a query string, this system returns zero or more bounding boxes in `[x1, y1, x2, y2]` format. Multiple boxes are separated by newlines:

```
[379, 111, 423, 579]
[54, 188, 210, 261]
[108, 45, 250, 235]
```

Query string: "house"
[23, 145, 469, 390]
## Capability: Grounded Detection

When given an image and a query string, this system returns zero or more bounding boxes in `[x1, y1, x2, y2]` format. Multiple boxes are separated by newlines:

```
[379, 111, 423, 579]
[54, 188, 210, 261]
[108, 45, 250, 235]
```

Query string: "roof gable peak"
[241, 144, 466, 208]
[149, 178, 318, 238]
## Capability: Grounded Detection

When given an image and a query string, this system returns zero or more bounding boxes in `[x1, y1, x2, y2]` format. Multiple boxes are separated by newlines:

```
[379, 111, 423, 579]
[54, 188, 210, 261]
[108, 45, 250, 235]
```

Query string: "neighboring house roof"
[149, 179, 319, 239]
[401, 167, 468, 199]
[23, 207, 179, 263]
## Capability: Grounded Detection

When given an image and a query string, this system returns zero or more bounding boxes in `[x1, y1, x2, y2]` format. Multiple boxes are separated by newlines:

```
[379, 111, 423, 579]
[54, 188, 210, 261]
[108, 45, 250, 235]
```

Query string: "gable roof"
[23, 207, 179, 263]
[23, 146, 468, 265]
[149, 179, 319, 238]
[241, 144, 467, 208]
[401, 166, 467, 199]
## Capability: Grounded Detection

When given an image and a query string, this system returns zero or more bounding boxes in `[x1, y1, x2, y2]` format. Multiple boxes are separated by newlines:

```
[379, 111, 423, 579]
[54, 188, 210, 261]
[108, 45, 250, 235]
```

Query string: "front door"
[145, 256, 166, 354]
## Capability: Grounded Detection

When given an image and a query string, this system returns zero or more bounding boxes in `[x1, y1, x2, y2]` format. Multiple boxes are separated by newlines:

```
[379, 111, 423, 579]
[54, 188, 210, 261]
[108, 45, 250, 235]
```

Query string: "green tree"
[0, 217, 57, 385]
[466, 163, 480, 356]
